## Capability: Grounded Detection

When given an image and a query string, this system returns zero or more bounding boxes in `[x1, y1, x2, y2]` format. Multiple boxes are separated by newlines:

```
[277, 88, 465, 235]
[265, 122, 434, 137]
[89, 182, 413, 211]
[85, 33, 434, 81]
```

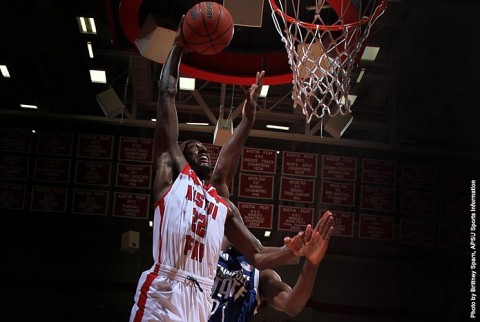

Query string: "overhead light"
[340, 95, 357, 106]
[148, 221, 153, 227]
[87, 41, 94, 58]
[259, 85, 269, 98]
[361, 46, 380, 62]
[1, 65, 10, 78]
[77, 17, 97, 34]
[186, 122, 209, 126]
[356, 68, 365, 83]
[266, 124, 289, 131]
[264, 231, 271, 237]
[20, 104, 38, 109]
[89, 69, 107, 83]
[179, 77, 195, 91]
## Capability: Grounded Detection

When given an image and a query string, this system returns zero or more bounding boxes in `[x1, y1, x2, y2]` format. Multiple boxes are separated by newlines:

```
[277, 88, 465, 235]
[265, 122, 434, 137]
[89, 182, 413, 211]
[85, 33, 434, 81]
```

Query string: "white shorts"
[130, 264, 214, 322]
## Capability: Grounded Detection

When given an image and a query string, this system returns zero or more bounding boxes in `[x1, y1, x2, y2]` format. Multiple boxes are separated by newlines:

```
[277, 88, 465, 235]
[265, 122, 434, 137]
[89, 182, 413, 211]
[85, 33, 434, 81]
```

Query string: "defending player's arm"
[153, 17, 191, 201]
[258, 211, 334, 316]
[210, 70, 264, 197]
[224, 200, 307, 270]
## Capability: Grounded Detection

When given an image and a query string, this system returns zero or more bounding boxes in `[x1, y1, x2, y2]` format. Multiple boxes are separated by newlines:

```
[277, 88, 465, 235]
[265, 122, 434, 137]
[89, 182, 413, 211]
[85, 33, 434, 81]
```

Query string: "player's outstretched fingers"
[322, 212, 334, 239]
[284, 231, 304, 256]
[303, 224, 313, 243]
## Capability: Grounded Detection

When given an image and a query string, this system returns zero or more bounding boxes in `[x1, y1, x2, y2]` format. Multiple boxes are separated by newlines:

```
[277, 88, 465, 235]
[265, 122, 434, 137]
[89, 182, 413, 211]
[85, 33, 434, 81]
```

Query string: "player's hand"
[243, 70, 264, 122]
[283, 231, 305, 256]
[175, 16, 194, 53]
[302, 211, 334, 265]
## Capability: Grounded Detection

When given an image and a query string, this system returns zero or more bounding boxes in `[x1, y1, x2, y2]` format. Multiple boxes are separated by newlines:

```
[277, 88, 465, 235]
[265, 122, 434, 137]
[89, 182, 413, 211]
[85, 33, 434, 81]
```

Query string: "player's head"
[180, 140, 211, 180]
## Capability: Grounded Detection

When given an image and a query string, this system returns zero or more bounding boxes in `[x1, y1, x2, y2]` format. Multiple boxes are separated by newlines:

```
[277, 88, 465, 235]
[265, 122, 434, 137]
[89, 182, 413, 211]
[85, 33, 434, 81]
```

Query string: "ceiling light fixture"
[1, 65, 10, 78]
[20, 104, 38, 109]
[266, 124, 289, 131]
[259, 85, 269, 98]
[264, 231, 271, 237]
[77, 17, 97, 34]
[87, 41, 94, 58]
[89, 69, 107, 83]
[186, 122, 209, 126]
[356, 68, 365, 83]
[361, 46, 380, 62]
[179, 77, 195, 91]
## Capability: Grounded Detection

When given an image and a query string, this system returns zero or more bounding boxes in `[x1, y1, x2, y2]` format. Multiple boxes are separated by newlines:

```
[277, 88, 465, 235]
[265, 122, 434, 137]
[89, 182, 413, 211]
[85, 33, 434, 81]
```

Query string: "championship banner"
[321, 155, 357, 181]
[237, 202, 273, 229]
[241, 147, 277, 174]
[361, 158, 396, 185]
[320, 209, 354, 237]
[0, 156, 29, 180]
[358, 214, 394, 241]
[118, 137, 154, 163]
[281, 151, 317, 177]
[401, 162, 436, 188]
[116, 163, 152, 189]
[320, 181, 355, 206]
[72, 189, 109, 216]
[74, 160, 111, 186]
[0, 127, 32, 153]
[31, 186, 68, 213]
[439, 191, 470, 218]
[400, 189, 435, 216]
[113, 192, 150, 219]
[278, 206, 314, 231]
[440, 167, 475, 193]
[77, 133, 114, 159]
[36, 130, 73, 156]
[279, 176, 315, 203]
[399, 219, 434, 246]
[33, 158, 71, 183]
[438, 223, 468, 249]
[360, 185, 395, 212]
[238, 173, 274, 199]
[0, 183, 26, 209]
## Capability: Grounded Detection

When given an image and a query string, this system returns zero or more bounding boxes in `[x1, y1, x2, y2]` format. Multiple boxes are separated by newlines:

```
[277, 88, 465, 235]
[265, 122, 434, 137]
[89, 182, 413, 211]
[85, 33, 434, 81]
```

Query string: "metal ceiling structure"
[1, 0, 479, 161]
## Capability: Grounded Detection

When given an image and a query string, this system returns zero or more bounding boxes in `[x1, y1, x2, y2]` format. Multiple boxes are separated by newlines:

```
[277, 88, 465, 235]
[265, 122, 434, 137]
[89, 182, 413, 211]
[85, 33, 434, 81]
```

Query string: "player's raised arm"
[224, 199, 308, 270]
[153, 17, 192, 201]
[210, 70, 264, 197]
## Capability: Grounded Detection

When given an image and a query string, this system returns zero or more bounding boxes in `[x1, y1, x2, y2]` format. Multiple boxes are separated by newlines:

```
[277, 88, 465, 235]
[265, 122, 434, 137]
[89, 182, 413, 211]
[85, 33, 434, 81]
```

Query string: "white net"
[269, 0, 387, 123]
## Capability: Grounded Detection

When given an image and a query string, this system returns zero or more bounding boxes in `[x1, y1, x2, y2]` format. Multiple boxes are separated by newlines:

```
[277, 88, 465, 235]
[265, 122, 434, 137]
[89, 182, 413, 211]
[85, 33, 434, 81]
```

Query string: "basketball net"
[269, 0, 387, 123]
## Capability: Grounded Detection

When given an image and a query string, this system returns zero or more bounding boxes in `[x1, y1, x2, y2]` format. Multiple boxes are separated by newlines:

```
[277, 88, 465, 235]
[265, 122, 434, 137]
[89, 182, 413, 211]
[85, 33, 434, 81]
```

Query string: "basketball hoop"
[269, 0, 387, 123]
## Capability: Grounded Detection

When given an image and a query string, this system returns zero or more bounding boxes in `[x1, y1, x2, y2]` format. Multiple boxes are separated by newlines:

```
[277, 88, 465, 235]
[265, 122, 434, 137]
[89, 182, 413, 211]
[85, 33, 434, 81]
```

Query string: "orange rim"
[269, 0, 387, 31]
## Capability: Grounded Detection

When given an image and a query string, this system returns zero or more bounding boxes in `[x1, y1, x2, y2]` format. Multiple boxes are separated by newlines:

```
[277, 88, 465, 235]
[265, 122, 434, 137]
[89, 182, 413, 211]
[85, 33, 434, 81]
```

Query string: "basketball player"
[209, 70, 334, 322]
[129, 18, 311, 322]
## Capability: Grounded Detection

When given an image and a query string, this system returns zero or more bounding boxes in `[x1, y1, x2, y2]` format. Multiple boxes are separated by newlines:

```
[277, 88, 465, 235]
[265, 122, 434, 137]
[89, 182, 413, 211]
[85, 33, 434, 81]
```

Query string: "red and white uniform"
[130, 164, 229, 322]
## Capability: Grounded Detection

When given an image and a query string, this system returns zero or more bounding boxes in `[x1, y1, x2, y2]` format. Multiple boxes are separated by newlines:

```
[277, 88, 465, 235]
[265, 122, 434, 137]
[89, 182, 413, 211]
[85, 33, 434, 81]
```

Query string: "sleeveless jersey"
[209, 247, 261, 322]
[130, 164, 229, 322]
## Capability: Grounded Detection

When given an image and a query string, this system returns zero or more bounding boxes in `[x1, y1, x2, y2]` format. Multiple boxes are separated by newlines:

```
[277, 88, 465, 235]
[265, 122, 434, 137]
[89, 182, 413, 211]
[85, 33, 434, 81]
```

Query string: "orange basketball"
[182, 2, 234, 55]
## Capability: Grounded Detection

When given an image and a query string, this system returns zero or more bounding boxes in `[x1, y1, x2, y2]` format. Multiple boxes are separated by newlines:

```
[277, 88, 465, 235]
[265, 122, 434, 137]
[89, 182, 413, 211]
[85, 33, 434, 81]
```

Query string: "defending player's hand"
[302, 211, 334, 265]
[243, 70, 264, 122]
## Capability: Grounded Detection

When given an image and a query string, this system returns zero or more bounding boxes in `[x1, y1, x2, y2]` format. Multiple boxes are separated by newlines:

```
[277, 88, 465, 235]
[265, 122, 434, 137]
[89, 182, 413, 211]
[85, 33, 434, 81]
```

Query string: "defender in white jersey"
[130, 17, 308, 322]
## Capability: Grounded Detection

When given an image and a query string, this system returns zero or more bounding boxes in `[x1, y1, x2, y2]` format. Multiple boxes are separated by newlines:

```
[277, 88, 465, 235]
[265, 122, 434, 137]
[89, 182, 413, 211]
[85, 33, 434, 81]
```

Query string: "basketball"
[182, 2, 234, 55]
